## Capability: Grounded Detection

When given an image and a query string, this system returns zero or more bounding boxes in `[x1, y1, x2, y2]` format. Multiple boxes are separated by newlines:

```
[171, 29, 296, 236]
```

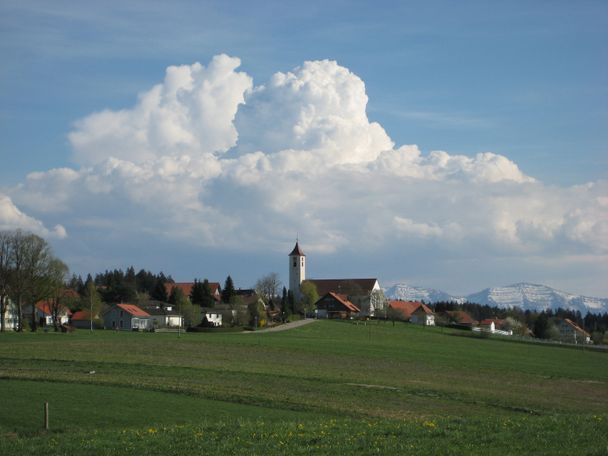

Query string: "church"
[288, 241, 387, 317]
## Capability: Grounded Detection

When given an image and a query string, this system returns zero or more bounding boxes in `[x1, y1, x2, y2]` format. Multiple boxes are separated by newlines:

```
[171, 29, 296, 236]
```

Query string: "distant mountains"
[384, 282, 608, 315]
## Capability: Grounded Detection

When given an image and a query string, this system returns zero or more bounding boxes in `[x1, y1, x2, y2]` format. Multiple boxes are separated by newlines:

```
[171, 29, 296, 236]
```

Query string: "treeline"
[67, 267, 174, 304]
[430, 300, 608, 335]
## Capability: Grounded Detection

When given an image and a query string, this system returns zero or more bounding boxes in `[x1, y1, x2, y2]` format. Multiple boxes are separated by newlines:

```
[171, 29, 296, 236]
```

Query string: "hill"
[1, 322, 607, 454]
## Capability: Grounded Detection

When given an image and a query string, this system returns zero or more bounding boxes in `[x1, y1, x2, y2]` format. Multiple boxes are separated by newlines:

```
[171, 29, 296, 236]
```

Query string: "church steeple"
[288, 241, 306, 298]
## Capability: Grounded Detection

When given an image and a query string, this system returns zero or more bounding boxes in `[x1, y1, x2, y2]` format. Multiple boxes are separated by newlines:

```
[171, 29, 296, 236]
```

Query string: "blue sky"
[1, 1, 607, 296]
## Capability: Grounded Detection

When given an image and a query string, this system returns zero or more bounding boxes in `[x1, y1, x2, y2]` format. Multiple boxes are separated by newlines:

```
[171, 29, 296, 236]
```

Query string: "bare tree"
[254, 273, 282, 305]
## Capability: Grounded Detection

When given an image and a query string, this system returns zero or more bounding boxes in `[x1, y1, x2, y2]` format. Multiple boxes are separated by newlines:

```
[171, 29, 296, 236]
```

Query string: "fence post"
[44, 402, 49, 430]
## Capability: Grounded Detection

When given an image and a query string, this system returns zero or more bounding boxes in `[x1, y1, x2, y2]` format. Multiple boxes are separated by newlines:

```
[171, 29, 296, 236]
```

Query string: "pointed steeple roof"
[288, 242, 305, 256]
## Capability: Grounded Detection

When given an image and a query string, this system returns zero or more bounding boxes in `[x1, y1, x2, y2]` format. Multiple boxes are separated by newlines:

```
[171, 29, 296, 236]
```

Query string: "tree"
[200, 279, 215, 308]
[81, 277, 103, 329]
[280, 287, 288, 314]
[0, 232, 11, 332]
[287, 290, 295, 315]
[255, 273, 281, 306]
[247, 299, 267, 328]
[169, 286, 196, 328]
[6, 231, 54, 332]
[43, 258, 69, 331]
[151, 277, 168, 302]
[221, 275, 236, 304]
[189, 279, 204, 305]
[299, 281, 318, 317]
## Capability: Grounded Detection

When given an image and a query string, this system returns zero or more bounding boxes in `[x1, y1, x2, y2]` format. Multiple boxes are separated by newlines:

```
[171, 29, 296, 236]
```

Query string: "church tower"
[288, 241, 306, 298]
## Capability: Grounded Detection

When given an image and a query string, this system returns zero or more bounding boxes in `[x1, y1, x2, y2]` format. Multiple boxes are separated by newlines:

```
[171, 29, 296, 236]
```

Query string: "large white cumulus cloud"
[3, 55, 607, 272]
[69, 54, 252, 165]
[235, 59, 393, 167]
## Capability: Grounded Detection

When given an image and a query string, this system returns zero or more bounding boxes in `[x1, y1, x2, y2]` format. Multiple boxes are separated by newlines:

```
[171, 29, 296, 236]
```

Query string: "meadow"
[0, 320, 607, 455]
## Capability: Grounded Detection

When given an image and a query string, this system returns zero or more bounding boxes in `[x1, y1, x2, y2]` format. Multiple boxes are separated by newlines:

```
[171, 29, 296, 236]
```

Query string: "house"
[388, 300, 420, 320]
[34, 301, 72, 327]
[438, 310, 477, 328]
[388, 300, 435, 326]
[70, 310, 96, 329]
[315, 292, 360, 319]
[557, 318, 591, 344]
[103, 303, 151, 331]
[410, 303, 435, 326]
[139, 302, 183, 329]
[165, 282, 221, 302]
[201, 308, 223, 327]
[304, 278, 386, 317]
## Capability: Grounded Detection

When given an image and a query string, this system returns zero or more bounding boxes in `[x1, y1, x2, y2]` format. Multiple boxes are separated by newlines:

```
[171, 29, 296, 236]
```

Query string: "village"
[0, 240, 595, 346]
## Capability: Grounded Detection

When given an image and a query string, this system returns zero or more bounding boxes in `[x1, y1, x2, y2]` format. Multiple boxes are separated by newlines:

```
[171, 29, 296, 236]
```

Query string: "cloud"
[5, 55, 608, 293]
[0, 193, 67, 239]
[69, 54, 253, 165]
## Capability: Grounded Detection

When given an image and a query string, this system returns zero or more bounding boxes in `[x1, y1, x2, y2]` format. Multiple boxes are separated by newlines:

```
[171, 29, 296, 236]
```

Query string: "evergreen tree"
[281, 286, 288, 313]
[287, 290, 295, 314]
[221, 275, 236, 304]
[200, 279, 215, 308]
[190, 279, 205, 305]
[151, 277, 168, 302]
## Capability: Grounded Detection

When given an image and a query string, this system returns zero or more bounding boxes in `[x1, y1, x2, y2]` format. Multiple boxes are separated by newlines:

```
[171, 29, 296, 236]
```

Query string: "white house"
[103, 304, 152, 331]
[410, 304, 436, 326]
[139, 303, 183, 329]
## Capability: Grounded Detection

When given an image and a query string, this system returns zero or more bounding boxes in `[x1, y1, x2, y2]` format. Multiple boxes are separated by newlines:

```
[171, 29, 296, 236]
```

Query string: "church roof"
[304, 278, 379, 296]
[288, 242, 306, 257]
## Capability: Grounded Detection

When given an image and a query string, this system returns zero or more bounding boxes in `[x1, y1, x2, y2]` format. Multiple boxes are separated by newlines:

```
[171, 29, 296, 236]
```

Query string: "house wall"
[104, 307, 134, 330]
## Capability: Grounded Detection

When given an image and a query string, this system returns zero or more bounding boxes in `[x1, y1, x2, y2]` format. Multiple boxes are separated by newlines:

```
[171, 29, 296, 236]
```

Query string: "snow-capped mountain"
[384, 282, 608, 314]
[465, 283, 608, 314]
[384, 284, 465, 304]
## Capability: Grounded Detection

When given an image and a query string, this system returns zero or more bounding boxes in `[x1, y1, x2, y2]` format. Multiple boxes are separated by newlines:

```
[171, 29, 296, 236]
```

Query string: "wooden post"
[44, 402, 49, 430]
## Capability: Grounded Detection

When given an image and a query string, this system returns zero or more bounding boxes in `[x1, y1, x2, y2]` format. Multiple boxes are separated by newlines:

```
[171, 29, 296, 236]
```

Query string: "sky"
[0, 0, 607, 297]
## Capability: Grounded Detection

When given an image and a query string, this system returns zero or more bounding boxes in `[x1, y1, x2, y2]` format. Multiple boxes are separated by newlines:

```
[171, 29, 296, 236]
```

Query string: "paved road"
[245, 318, 317, 333]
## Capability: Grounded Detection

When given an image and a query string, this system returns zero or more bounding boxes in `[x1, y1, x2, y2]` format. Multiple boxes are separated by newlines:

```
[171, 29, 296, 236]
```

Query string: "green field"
[1, 321, 607, 454]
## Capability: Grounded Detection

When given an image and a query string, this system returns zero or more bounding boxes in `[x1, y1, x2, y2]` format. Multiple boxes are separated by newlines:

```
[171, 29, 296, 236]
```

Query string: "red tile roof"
[35, 301, 71, 316]
[388, 300, 421, 318]
[414, 303, 434, 315]
[71, 310, 92, 321]
[116, 303, 150, 317]
[316, 292, 360, 313]
[305, 278, 378, 296]
[165, 282, 221, 300]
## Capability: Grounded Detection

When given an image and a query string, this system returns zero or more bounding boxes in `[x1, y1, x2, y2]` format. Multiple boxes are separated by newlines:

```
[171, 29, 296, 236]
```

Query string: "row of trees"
[0, 230, 70, 332]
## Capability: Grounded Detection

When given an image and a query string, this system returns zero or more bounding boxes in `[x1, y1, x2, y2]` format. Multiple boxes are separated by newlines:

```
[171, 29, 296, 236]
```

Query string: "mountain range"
[384, 282, 608, 315]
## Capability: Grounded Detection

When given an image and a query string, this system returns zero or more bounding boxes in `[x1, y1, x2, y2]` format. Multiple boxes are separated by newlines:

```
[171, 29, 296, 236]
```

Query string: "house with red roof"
[103, 303, 151, 331]
[315, 292, 360, 319]
[304, 278, 386, 317]
[70, 310, 101, 329]
[33, 301, 72, 327]
[388, 300, 435, 326]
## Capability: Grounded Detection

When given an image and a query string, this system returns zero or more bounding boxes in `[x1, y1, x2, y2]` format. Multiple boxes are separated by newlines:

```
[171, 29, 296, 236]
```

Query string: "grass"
[1, 320, 607, 454]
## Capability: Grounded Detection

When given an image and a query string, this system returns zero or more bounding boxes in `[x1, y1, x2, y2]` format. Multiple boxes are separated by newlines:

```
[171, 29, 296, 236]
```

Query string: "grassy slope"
[1, 321, 607, 454]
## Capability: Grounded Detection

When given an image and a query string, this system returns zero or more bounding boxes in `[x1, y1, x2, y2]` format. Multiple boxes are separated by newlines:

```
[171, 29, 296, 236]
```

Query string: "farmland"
[1, 321, 607, 454]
